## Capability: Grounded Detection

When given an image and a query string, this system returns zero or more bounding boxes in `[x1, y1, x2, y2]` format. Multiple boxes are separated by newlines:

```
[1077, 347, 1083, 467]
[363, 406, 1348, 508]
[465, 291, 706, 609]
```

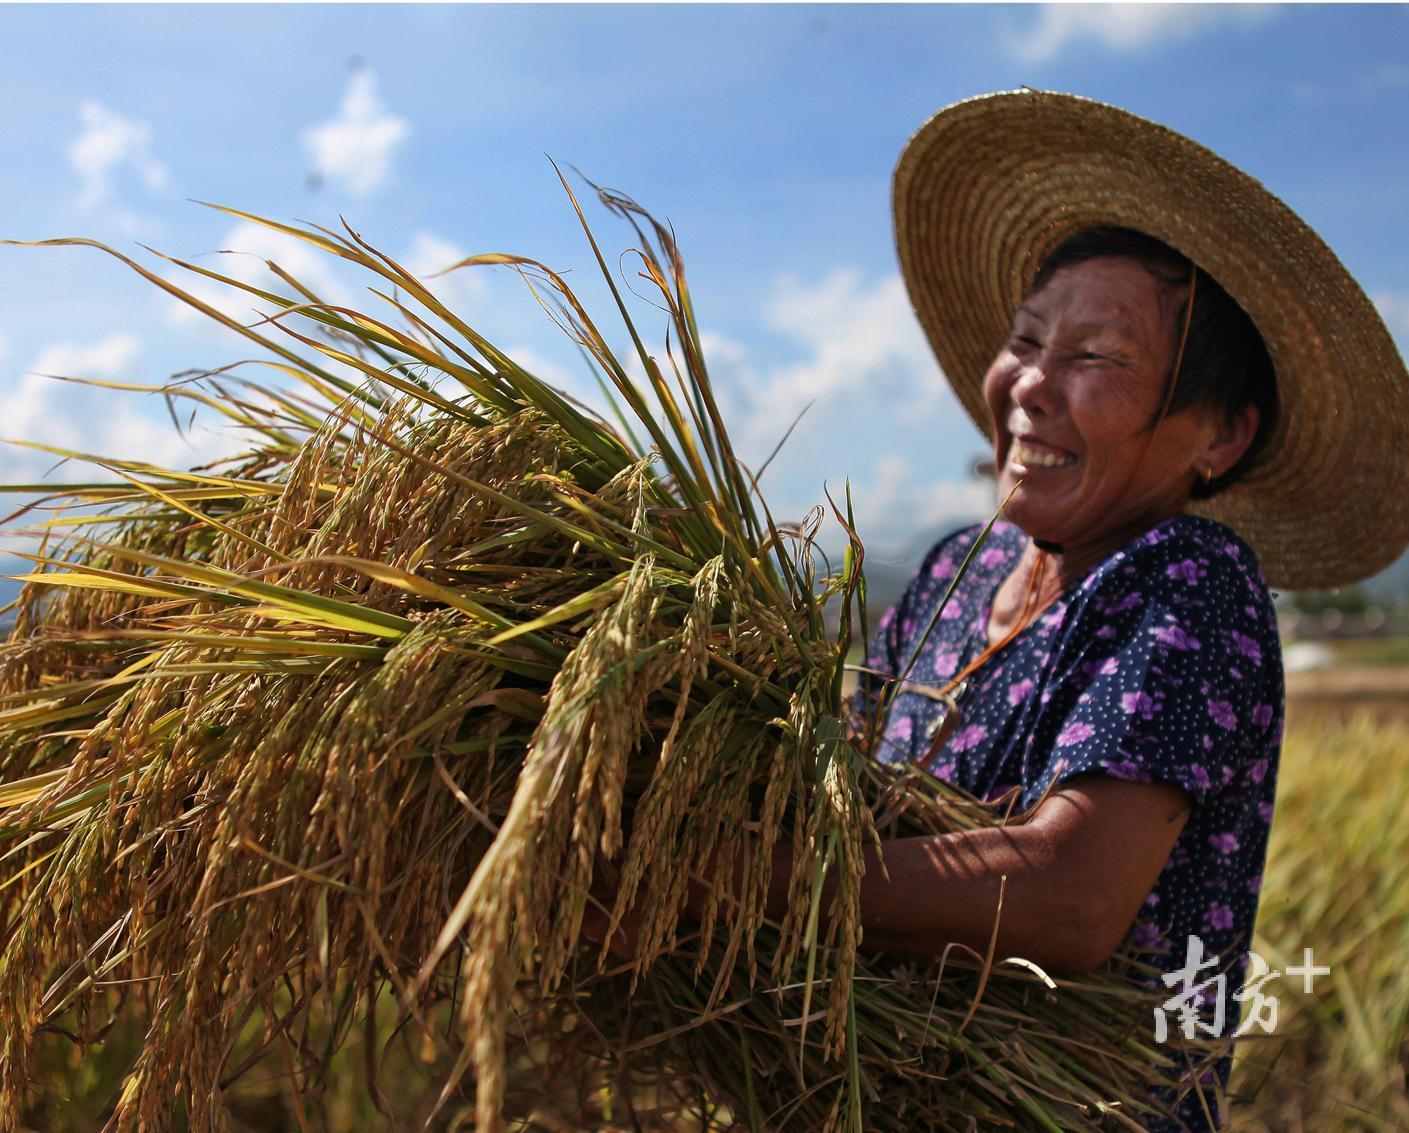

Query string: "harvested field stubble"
[2, 187, 1209, 1131]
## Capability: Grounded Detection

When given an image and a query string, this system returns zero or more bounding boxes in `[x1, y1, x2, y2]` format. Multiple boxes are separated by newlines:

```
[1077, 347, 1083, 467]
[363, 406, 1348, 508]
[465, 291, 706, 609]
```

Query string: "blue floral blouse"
[857, 514, 1285, 1131]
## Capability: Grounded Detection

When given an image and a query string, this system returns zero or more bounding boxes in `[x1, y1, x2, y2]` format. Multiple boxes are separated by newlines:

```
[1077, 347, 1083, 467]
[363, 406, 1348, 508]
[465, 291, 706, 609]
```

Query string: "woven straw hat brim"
[893, 89, 1409, 591]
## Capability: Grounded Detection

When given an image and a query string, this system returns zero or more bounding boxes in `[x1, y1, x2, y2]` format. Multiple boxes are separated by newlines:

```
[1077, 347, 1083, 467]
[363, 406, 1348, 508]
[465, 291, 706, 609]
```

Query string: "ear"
[1198, 404, 1260, 481]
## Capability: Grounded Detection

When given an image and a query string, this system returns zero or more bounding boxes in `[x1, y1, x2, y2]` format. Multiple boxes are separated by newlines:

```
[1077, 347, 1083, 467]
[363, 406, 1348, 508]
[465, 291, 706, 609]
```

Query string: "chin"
[999, 483, 1055, 539]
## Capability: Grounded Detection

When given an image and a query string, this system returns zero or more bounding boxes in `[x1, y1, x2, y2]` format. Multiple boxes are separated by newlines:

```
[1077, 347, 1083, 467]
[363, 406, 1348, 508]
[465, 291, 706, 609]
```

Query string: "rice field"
[1228, 706, 1409, 1131]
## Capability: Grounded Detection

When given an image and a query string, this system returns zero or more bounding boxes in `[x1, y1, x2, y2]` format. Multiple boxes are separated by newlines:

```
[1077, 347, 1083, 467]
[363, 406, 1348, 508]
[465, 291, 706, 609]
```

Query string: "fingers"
[581, 904, 636, 958]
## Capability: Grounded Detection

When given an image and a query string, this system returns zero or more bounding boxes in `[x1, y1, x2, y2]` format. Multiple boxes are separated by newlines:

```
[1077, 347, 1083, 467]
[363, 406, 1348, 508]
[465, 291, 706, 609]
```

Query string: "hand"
[580, 870, 643, 960]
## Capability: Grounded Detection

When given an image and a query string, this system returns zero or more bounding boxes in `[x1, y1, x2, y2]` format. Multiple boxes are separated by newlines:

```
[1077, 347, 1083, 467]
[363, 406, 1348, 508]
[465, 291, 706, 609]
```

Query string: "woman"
[595, 91, 1409, 1129]
[845, 90, 1409, 1128]
[852, 228, 1279, 1130]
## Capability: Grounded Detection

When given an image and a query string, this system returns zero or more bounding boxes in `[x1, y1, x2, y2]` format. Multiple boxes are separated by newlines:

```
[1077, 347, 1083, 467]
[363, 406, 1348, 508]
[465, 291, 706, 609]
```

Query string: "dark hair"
[1029, 227, 1278, 500]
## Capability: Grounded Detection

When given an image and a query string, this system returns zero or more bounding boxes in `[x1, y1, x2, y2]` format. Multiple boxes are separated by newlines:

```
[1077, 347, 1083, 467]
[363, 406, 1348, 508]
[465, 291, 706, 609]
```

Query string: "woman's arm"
[766, 775, 1191, 972]
[591, 776, 1190, 972]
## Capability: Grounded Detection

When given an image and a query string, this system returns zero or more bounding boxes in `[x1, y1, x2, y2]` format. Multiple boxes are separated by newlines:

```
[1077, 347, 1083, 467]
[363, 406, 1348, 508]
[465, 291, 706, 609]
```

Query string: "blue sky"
[1, 3, 1406, 590]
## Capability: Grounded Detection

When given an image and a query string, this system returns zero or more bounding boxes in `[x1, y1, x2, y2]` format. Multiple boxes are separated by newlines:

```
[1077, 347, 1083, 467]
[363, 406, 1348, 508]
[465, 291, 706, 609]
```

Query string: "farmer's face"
[981, 256, 1224, 555]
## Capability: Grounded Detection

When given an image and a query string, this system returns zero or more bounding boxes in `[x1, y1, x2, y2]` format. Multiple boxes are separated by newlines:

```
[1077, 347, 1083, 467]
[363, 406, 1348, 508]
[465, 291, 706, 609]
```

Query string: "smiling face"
[982, 256, 1238, 559]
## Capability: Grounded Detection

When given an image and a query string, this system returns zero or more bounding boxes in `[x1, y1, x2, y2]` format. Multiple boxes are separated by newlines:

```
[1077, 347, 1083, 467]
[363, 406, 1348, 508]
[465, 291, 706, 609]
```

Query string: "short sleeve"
[1021, 531, 1281, 810]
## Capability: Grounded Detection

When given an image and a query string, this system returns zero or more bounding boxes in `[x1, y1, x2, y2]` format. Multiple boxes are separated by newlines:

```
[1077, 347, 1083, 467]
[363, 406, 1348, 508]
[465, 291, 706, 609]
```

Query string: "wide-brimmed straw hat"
[893, 88, 1409, 591]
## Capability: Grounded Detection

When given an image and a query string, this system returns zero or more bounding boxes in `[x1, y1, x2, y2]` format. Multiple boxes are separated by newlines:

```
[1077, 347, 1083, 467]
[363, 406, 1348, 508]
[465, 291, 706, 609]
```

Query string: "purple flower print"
[932, 650, 960, 676]
[1258, 801, 1275, 823]
[1096, 625, 1117, 640]
[1082, 656, 1120, 678]
[1132, 921, 1166, 950]
[1231, 631, 1263, 665]
[890, 716, 914, 744]
[940, 603, 964, 621]
[1247, 875, 1262, 895]
[1154, 622, 1201, 651]
[1107, 759, 1150, 782]
[1188, 763, 1213, 792]
[1209, 832, 1240, 855]
[1168, 559, 1201, 583]
[950, 724, 989, 752]
[979, 547, 1008, 569]
[1208, 699, 1238, 730]
[1112, 591, 1144, 613]
[932, 760, 956, 779]
[1121, 690, 1156, 719]
[1249, 758, 1269, 783]
[930, 556, 956, 580]
[1007, 678, 1035, 706]
[1206, 903, 1235, 932]
[1056, 720, 1095, 747]
[1252, 704, 1274, 729]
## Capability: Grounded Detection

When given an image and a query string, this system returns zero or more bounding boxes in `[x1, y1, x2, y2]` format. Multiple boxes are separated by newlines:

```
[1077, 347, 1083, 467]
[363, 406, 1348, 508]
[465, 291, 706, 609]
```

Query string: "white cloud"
[302, 70, 410, 197]
[685, 270, 994, 556]
[1373, 292, 1409, 344]
[1004, 4, 1274, 64]
[1, 335, 242, 493]
[848, 456, 995, 556]
[30, 334, 142, 386]
[501, 343, 595, 404]
[713, 269, 955, 460]
[167, 220, 354, 330]
[69, 100, 169, 212]
[402, 231, 487, 315]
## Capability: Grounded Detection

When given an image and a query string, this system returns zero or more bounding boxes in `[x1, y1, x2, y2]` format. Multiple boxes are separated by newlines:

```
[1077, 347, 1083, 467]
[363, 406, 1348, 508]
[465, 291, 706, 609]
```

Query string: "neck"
[1026, 511, 1180, 596]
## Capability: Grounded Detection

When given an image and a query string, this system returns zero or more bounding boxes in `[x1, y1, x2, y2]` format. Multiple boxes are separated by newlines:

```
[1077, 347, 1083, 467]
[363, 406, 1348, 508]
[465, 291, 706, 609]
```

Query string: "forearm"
[680, 779, 1187, 973]
[770, 823, 1117, 972]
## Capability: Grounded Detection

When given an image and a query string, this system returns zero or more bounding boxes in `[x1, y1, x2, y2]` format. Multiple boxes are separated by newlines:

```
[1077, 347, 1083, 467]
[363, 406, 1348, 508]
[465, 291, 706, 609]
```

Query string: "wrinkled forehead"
[1016, 256, 1187, 339]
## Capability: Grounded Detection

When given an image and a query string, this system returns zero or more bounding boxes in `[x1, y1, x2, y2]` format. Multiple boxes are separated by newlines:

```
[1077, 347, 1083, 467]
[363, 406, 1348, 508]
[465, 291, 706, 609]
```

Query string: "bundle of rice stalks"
[1230, 713, 1409, 1131]
[0, 180, 1207, 1132]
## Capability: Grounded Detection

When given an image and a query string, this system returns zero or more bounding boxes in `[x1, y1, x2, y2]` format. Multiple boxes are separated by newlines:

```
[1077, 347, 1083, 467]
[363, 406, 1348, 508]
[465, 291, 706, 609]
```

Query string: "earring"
[1203, 466, 1214, 486]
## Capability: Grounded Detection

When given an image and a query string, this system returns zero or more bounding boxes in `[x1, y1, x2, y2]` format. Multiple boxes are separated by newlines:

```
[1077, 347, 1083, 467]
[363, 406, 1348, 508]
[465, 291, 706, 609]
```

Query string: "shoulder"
[1080, 515, 1274, 614]
[1063, 515, 1283, 679]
